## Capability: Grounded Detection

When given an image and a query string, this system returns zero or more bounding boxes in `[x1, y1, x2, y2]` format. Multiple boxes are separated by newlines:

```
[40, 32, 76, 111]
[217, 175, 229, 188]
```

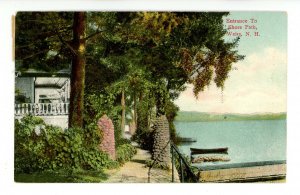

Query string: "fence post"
[180, 158, 184, 183]
[171, 145, 174, 182]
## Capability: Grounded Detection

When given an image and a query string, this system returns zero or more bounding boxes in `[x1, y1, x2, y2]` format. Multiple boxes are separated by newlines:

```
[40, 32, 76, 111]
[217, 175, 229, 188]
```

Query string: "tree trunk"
[69, 12, 86, 128]
[121, 89, 126, 137]
[133, 92, 137, 128]
[156, 91, 165, 117]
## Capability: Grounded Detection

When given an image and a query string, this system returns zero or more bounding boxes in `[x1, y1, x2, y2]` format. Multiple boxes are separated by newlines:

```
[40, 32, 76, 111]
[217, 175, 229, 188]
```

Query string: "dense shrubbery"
[132, 130, 154, 152]
[116, 137, 131, 147]
[15, 115, 118, 174]
[116, 144, 137, 165]
[131, 95, 155, 151]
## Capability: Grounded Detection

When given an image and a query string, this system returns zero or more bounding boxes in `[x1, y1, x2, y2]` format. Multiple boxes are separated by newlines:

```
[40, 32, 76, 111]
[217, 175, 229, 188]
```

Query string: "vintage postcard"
[13, 11, 286, 184]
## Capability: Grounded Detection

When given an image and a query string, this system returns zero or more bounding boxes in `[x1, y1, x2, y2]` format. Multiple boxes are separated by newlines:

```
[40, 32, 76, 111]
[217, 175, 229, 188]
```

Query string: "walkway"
[104, 146, 180, 183]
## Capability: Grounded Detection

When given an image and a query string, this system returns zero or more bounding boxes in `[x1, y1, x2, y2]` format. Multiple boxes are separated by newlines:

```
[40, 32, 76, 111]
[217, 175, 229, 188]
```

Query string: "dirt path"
[104, 147, 180, 183]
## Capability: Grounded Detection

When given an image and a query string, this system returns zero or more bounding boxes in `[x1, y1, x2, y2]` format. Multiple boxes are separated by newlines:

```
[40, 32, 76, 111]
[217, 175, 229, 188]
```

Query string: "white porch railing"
[15, 103, 69, 116]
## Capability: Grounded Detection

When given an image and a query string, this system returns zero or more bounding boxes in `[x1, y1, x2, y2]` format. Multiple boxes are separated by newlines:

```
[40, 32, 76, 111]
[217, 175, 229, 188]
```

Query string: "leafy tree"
[122, 13, 244, 146]
[15, 12, 243, 132]
[132, 12, 244, 100]
[15, 12, 114, 128]
[15, 12, 73, 71]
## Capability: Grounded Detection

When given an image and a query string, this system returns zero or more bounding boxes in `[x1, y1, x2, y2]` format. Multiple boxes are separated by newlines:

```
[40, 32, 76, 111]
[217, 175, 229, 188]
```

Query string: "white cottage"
[15, 69, 70, 129]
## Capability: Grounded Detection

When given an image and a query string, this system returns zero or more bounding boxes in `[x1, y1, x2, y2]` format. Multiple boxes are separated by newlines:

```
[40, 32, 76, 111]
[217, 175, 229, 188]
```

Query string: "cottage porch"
[15, 103, 69, 129]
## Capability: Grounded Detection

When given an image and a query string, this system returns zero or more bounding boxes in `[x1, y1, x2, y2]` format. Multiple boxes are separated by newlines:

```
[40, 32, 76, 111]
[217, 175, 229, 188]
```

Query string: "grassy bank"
[15, 169, 109, 183]
[175, 111, 286, 122]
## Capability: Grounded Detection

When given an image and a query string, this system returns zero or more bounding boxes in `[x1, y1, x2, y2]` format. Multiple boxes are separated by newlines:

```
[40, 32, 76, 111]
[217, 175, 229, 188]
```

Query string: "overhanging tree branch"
[17, 49, 50, 60]
[83, 30, 103, 42]
[35, 26, 72, 38]
[56, 30, 77, 55]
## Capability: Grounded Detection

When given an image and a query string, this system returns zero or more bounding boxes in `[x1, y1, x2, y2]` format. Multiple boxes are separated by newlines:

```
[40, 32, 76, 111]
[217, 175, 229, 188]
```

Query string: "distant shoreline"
[175, 111, 286, 122]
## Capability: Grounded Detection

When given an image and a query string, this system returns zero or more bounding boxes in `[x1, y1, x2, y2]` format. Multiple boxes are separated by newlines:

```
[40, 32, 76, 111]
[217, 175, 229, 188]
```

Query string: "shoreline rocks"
[192, 155, 230, 163]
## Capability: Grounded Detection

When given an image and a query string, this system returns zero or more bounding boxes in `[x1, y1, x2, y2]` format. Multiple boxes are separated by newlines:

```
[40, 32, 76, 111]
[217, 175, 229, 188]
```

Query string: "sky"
[175, 12, 287, 114]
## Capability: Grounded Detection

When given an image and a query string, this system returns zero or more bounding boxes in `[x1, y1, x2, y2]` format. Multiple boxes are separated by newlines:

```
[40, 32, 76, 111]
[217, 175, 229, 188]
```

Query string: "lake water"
[175, 120, 286, 167]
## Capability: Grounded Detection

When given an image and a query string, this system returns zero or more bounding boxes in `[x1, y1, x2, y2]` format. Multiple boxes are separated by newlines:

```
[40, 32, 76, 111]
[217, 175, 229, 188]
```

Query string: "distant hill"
[175, 111, 286, 122]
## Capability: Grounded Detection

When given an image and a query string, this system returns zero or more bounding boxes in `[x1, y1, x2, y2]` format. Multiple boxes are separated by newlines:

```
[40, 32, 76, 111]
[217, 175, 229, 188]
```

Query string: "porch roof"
[35, 77, 69, 88]
[16, 68, 70, 77]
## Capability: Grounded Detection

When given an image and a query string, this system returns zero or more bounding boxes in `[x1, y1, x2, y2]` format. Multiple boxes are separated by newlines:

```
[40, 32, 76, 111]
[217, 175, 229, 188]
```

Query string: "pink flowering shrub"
[98, 115, 116, 160]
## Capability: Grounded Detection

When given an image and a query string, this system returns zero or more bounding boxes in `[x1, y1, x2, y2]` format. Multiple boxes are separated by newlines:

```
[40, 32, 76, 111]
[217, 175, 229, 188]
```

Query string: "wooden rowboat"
[190, 147, 228, 155]
[177, 137, 197, 143]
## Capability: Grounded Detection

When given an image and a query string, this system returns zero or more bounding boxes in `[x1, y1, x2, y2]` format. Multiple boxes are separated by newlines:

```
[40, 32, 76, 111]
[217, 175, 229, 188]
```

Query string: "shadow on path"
[104, 147, 180, 183]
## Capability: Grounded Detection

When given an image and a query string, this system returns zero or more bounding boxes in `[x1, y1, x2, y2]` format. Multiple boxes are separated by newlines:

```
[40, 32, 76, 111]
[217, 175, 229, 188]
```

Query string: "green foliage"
[132, 130, 155, 153]
[132, 92, 156, 151]
[136, 99, 150, 133]
[84, 90, 125, 147]
[15, 12, 244, 165]
[165, 100, 180, 143]
[15, 12, 73, 72]
[14, 115, 49, 173]
[116, 138, 131, 147]
[15, 115, 115, 174]
[85, 91, 118, 120]
[109, 115, 125, 148]
[116, 144, 137, 165]
[82, 122, 102, 149]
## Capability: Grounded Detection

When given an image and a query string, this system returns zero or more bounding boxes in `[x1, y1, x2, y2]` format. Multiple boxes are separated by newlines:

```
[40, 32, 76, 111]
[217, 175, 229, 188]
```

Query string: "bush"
[132, 130, 154, 152]
[116, 137, 131, 147]
[131, 97, 155, 151]
[116, 144, 137, 165]
[15, 115, 116, 174]
[14, 115, 49, 173]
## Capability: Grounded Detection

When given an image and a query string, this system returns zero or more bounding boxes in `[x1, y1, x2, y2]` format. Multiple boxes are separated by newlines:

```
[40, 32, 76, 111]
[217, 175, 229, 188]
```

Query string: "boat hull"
[190, 147, 228, 155]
